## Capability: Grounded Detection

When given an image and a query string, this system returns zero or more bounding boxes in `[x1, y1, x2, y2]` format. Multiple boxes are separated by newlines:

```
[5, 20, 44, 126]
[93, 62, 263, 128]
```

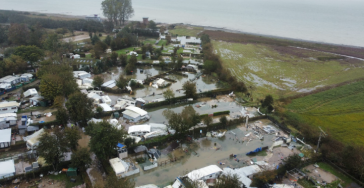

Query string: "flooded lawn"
[132, 120, 276, 187]
[102, 66, 220, 105]
[148, 99, 242, 123]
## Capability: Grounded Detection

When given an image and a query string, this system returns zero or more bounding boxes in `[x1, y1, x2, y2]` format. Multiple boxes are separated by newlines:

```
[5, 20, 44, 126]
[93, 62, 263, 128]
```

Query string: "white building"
[24, 128, 45, 150]
[114, 98, 136, 110]
[0, 128, 12, 149]
[0, 75, 21, 85]
[109, 157, 140, 178]
[77, 78, 94, 89]
[98, 103, 113, 112]
[23, 88, 38, 98]
[87, 92, 102, 104]
[73, 71, 91, 79]
[172, 36, 201, 45]
[221, 165, 262, 188]
[0, 113, 17, 129]
[122, 106, 149, 122]
[0, 101, 20, 114]
[186, 64, 198, 71]
[20, 73, 34, 82]
[187, 165, 223, 181]
[0, 160, 15, 179]
[101, 95, 112, 105]
[129, 51, 138, 56]
[102, 80, 117, 88]
[128, 125, 151, 136]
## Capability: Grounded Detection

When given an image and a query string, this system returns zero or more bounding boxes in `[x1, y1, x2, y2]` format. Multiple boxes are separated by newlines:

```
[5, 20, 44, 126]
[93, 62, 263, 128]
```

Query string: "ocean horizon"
[1, 0, 364, 47]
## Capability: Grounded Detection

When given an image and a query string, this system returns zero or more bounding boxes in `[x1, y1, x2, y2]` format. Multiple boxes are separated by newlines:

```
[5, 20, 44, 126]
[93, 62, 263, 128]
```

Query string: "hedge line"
[213, 110, 230, 116]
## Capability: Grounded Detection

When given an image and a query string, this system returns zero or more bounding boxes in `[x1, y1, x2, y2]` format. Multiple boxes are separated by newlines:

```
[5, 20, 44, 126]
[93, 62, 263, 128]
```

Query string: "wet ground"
[132, 120, 276, 187]
[100, 66, 220, 105]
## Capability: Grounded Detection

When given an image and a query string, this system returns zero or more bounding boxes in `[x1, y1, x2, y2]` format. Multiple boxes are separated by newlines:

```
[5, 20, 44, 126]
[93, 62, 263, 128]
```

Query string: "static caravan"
[122, 106, 149, 122]
[0, 101, 20, 114]
[25, 128, 45, 150]
[0, 113, 17, 129]
[0, 129, 12, 149]
[128, 125, 151, 136]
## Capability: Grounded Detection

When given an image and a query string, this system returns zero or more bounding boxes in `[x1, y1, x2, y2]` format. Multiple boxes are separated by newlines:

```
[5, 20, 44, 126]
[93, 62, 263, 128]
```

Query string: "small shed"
[67, 168, 77, 176]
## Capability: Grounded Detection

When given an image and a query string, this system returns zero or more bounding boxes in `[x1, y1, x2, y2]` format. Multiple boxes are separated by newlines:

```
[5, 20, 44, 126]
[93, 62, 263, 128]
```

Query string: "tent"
[117, 143, 125, 148]
[246, 147, 262, 155]
[67, 168, 77, 176]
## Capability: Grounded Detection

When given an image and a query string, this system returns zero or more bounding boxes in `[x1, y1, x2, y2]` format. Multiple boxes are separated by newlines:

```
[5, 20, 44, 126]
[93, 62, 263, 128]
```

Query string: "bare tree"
[101, 0, 134, 26]
[118, 0, 134, 26]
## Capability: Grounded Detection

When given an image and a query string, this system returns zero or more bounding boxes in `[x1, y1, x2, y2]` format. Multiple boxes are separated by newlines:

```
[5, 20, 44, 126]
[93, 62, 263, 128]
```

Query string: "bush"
[213, 111, 230, 116]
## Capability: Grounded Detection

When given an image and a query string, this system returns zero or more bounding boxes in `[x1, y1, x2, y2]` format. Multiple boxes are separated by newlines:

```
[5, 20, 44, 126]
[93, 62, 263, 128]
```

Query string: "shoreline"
[2, 9, 364, 49]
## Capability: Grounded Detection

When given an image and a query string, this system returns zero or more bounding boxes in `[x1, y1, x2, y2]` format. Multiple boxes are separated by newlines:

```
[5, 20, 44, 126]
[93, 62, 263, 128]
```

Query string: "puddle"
[132, 120, 276, 187]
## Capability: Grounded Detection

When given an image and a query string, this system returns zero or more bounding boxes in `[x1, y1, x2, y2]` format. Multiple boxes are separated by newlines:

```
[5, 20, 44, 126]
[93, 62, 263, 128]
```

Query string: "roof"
[24, 88, 38, 97]
[222, 167, 253, 187]
[123, 110, 141, 119]
[87, 93, 101, 100]
[136, 184, 159, 188]
[0, 101, 20, 108]
[147, 148, 161, 159]
[101, 96, 112, 102]
[0, 129, 11, 143]
[187, 165, 222, 181]
[272, 184, 295, 188]
[156, 78, 165, 85]
[102, 80, 116, 88]
[128, 125, 151, 134]
[30, 94, 44, 101]
[135, 98, 146, 103]
[109, 158, 126, 174]
[0, 113, 17, 118]
[25, 128, 45, 145]
[134, 145, 147, 153]
[0, 160, 15, 178]
[99, 103, 112, 111]
[125, 106, 148, 116]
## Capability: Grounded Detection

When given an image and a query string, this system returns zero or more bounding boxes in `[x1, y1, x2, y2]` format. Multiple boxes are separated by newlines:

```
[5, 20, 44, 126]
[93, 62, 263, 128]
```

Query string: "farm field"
[285, 80, 364, 145]
[169, 25, 203, 37]
[212, 40, 364, 99]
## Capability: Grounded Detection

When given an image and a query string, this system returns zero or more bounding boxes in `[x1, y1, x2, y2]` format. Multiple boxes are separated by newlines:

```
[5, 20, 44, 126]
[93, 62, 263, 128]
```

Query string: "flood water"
[132, 121, 275, 187]
[101, 66, 220, 105]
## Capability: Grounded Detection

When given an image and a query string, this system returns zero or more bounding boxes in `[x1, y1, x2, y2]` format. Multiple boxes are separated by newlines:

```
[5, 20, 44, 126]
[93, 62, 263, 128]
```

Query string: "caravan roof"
[109, 158, 127, 174]
[0, 129, 11, 143]
[0, 160, 15, 179]
[128, 125, 151, 134]
[125, 106, 148, 116]
[25, 128, 45, 146]
[102, 80, 116, 88]
[187, 165, 222, 181]
[0, 101, 20, 108]
[24, 88, 38, 97]
[99, 103, 112, 111]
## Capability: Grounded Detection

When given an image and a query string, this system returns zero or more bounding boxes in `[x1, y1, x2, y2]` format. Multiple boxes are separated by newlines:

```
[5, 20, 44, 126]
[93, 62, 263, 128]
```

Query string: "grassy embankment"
[169, 25, 203, 37]
[212, 38, 364, 100]
[284, 80, 364, 145]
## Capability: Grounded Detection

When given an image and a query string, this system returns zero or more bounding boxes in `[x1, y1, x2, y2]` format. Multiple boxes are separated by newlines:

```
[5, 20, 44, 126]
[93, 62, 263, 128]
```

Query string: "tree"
[148, 20, 157, 31]
[3, 55, 27, 75]
[53, 96, 65, 109]
[8, 23, 29, 45]
[101, 0, 134, 26]
[204, 60, 219, 74]
[0, 27, 7, 44]
[119, 54, 127, 66]
[86, 121, 127, 160]
[166, 106, 200, 134]
[125, 54, 137, 74]
[56, 107, 69, 126]
[220, 116, 228, 128]
[104, 35, 112, 46]
[71, 147, 92, 171]
[163, 88, 175, 104]
[215, 174, 243, 188]
[116, 74, 128, 89]
[92, 34, 100, 45]
[203, 116, 213, 131]
[13, 45, 44, 68]
[28, 23, 45, 47]
[39, 74, 64, 101]
[110, 52, 118, 66]
[166, 35, 171, 45]
[159, 57, 166, 70]
[124, 137, 135, 148]
[200, 33, 211, 45]
[38, 128, 68, 171]
[43, 33, 60, 52]
[261, 95, 274, 113]
[92, 76, 104, 89]
[175, 56, 183, 70]
[66, 92, 94, 126]
[105, 175, 135, 188]
[251, 170, 277, 187]
[182, 81, 197, 99]
[64, 127, 81, 151]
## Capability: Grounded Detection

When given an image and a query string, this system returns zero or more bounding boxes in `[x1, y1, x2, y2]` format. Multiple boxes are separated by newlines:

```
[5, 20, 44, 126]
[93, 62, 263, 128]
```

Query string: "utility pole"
[316, 126, 327, 152]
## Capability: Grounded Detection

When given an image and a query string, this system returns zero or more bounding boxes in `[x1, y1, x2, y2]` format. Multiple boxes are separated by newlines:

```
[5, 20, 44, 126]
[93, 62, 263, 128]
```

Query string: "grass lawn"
[297, 178, 316, 188]
[213, 40, 364, 100]
[316, 162, 354, 187]
[285, 80, 364, 145]
[157, 39, 167, 46]
[85, 54, 92, 58]
[18, 106, 50, 113]
[48, 173, 83, 188]
[170, 25, 203, 37]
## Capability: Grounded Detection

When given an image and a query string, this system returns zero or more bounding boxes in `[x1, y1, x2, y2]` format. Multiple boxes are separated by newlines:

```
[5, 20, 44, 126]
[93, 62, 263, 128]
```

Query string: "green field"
[213, 40, 364, 99]
[169, 25, 203, 37]
[285, 80, 364, 145]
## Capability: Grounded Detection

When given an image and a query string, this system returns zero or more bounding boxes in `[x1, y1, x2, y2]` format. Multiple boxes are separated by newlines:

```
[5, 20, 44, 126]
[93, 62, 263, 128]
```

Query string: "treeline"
[201, 33, 247, 92]
[0, 10, 104, 32]
[133, 28, 159, 38]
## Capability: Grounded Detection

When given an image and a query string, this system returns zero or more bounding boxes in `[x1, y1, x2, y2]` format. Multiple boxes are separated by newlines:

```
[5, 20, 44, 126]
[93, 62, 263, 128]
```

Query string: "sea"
[1, 0, 364, 47]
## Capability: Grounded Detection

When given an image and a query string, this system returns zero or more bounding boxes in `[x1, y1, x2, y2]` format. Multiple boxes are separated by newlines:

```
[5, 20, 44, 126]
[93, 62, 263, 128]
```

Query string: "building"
[73, 71, 91, 79]
[20, 73, 34, 82]
[187, 165, 223, 181]
[0, 75, 21, 85]
[98, 103, 113, 112]
[114, 98, 136, 110]
[102, 80, 117, 89]
[101, 95, 112, 105]
[23, 88, 38, 98]
[0, 128, 12, 149]
[0, 113, 17, 129]
[143, 17, 149, 25]
[186, 64, 198, 71]
[122, 106, 149, 122]
[0, 101, 20, 114]
[0, 160, 15, 179]
[87, 92, 102, 104]
[109, 157, 140, 178]
[85, 14, 102, 22]
[172, 36, 201, 45]
[128, 125, 151, 136]
[24, 128, 45, 150]
[221, 165, 262, 188]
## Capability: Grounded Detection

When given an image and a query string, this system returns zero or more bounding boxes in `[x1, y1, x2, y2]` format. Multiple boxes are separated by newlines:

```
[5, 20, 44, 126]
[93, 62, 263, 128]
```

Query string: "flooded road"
[102, 66, 220, 105]
[132, 122, 275, 187]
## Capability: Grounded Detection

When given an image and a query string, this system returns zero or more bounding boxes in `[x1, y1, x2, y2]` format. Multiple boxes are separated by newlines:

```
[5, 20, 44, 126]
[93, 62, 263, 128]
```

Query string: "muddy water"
[148, 100, 242, 123]
[133, 124, 275, 187]
[103, 66, 219, 104]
